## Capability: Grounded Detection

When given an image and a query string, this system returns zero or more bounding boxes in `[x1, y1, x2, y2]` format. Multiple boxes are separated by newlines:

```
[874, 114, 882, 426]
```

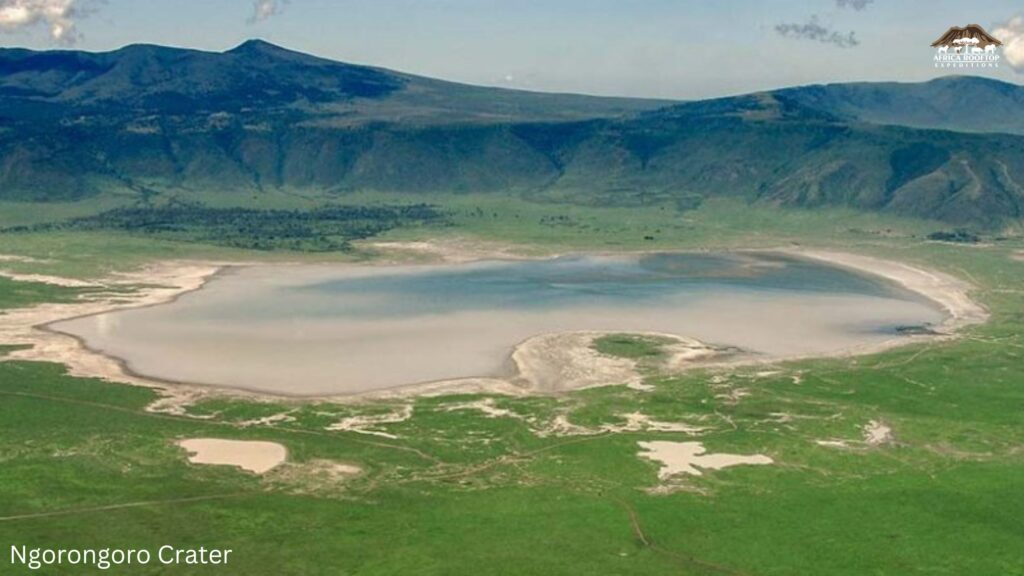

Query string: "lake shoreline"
[0, 245, 988, 408]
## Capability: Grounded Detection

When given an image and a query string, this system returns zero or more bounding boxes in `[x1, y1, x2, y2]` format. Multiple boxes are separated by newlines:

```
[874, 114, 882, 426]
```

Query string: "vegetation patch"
[592, 333, 673, 360]
[927, 228, 981, 244]
[4, 201, 446, 252]
[0, 275, 90, 310]
[0, 344, 31, 357]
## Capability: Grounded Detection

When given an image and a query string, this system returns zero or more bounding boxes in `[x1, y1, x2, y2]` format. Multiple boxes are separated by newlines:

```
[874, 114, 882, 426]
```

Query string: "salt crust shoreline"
[0, 245, 988, 408]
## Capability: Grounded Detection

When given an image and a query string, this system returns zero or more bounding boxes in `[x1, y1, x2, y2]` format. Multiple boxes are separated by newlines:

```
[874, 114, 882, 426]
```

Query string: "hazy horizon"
[1, 36, 1021, 103]
[1, 0, 1022, 100]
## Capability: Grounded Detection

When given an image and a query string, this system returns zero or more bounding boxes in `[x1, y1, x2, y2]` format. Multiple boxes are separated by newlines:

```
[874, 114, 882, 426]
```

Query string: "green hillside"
[1, 42, 1023, 228]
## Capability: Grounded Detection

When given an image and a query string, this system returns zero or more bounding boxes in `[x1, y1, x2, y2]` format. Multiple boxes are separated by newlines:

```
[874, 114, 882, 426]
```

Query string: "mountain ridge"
[0, 40, 669, 122]
[1, 41, 1023, 227]
[771, 76, 1024, 136]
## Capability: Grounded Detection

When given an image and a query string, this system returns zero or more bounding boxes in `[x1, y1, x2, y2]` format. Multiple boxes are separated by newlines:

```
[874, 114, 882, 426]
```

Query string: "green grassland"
[592, 334, 672, 361]
[0, 190, 963, 279]
[0, 194, 1022, 574]
[0, 276, 88, 311]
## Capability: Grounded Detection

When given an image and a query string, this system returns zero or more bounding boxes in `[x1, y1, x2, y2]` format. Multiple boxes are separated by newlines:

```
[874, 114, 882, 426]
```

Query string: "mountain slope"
[529, 94, 1024, 224]
[773, 76, 1024, 135]
[0, 40, 668, 124]
[1, 41, 1023, 227]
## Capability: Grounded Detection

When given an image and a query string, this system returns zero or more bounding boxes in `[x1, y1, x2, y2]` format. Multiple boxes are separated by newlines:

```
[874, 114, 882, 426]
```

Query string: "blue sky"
[1, 0, 1022, 99]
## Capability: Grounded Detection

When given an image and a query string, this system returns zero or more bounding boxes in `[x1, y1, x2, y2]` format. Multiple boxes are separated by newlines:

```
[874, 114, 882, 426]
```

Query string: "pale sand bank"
[237, 412, 297, 428]
[364, 237, 544, 264]
[863, 420, 894, 445]
[325, 405, 414, 439]
[0, 261, 226, 411]
[438, 400, 704, 436]
[815, 419, 894, 449]
[786, 249, 988, 332]
[637, 441, 773, 479]
[0, 254, 50, 264]
[815, 439, 851, 448]
[531, 411, 706, 438]
[177, 438, 287, 474]
[442, 398, 519, 419]
[607, 412, 705, 434]
[511, 331, 724, 393]
[0, 270, 99, 287]
[356, 330, 734, 400]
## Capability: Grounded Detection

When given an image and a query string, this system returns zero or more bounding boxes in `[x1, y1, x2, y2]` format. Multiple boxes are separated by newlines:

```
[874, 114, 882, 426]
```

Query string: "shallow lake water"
[53, 252, 945, 396]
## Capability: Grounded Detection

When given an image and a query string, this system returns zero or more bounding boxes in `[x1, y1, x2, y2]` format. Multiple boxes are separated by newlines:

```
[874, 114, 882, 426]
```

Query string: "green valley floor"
[0, 197, 1022, 575]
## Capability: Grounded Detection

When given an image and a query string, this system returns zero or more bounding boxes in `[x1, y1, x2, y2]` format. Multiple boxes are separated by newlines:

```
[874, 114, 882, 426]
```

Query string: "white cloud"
[993, 16, 1024, 72]
[775, 16, 859, 49]
[248, 0, 287, 24]
[0, 0, 80, 43]
[836, 0, 873, 11]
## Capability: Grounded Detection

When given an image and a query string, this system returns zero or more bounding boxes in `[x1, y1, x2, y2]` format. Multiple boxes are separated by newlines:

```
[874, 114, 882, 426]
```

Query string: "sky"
[1, 0, 1023, 99]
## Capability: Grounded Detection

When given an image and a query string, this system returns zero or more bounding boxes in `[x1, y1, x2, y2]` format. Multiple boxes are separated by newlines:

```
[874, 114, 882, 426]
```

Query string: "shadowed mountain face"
[1, 41, 1023, 227]
[0, 40, 665, 123]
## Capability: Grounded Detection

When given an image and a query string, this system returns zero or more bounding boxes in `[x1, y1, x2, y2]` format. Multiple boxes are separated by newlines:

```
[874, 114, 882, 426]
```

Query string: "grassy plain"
[0, 193, 1022, 574]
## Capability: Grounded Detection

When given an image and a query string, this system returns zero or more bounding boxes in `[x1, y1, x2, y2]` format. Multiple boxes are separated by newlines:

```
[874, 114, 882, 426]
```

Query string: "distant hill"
[0, 40, 667, 124]
[577, 92, 1024, 225]
[773, 76, 1024, 135]
[1, 41, 1023, 227]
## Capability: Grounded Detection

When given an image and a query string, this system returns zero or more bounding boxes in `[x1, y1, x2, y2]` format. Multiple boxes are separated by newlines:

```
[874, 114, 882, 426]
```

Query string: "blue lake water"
[53, 252, 945, 396]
